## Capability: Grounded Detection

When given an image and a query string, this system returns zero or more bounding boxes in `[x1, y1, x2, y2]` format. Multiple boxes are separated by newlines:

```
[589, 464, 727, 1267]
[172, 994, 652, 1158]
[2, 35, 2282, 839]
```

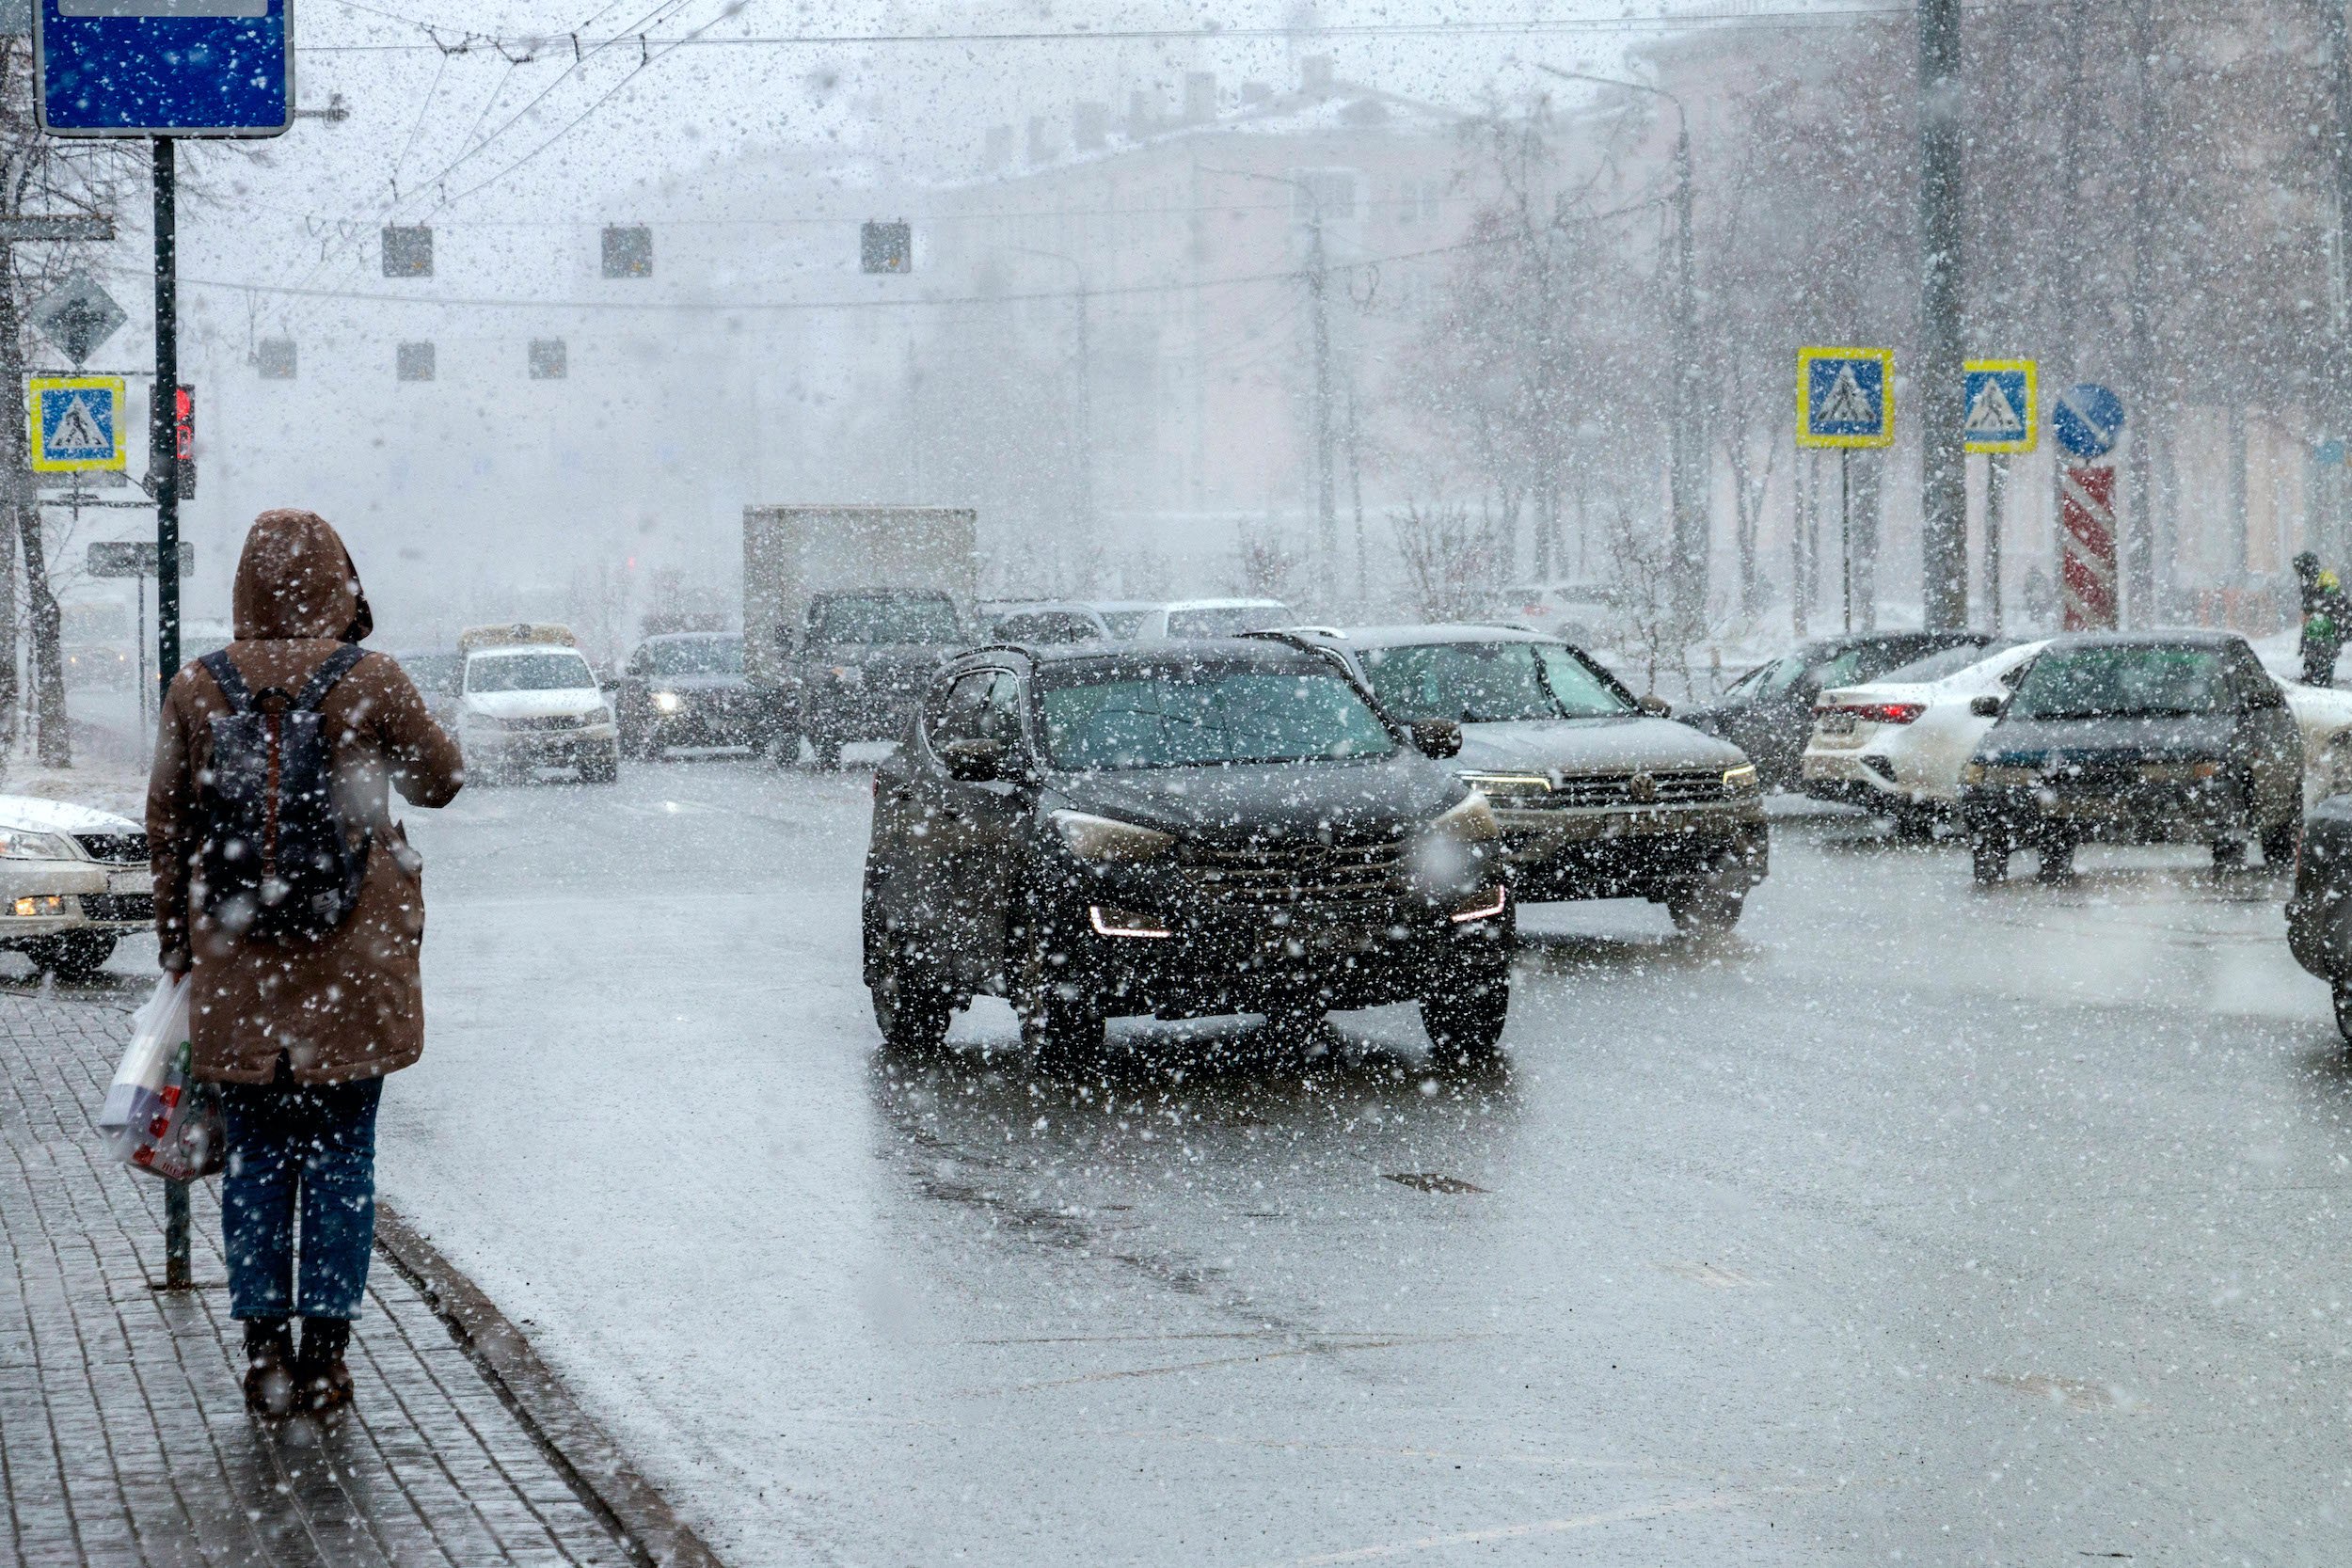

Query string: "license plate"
[107, 871, 148, 895]
[1819, 713, 1855, 736]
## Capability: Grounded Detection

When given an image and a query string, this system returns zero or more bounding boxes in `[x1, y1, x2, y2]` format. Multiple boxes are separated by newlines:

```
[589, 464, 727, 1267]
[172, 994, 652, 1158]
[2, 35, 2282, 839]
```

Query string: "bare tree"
[1391, 498, 1500, 621]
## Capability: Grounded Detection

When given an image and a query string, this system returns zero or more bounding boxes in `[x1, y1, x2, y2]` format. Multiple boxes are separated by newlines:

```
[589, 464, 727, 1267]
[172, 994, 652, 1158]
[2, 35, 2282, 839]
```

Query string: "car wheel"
[2036, 830, 2076, 881]
[1421, 969, 1508, 1067]
[809, 732, 844, 770]
[769, 729, 803, 767]
[1891, 809, 1937, 845]
[2263, 808, 2302, 869]
[29, 932, 115, 981]
[1969, 834, 2009, 885]
[1015, 933, 1103, 1067]
[2335, 982, 2352, 1046]
[1665, 882, 1745, 936]
[580, 744, 619, 784]
[871, 944, 953, 1054]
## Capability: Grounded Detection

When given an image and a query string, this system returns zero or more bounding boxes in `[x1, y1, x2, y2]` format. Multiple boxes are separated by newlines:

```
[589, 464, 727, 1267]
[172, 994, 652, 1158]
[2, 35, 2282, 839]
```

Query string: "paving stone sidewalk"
[0, 984, 653, 1568]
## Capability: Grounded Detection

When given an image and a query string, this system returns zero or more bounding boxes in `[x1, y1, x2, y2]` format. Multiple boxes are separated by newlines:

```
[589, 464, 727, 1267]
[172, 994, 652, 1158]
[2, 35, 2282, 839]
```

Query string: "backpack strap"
[199, 650, 255, 713]
[294, 645, 368, 712]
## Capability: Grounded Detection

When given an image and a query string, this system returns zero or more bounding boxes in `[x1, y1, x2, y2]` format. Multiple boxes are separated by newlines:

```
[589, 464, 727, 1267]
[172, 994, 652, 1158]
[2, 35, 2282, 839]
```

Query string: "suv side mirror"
[2249, 681, 2286, 710]
[1410, 719, 1463, 759]
[1638, 694, 1672, 717]
[1969, 694, 2004, 720]
[939, 737, 1005, 782]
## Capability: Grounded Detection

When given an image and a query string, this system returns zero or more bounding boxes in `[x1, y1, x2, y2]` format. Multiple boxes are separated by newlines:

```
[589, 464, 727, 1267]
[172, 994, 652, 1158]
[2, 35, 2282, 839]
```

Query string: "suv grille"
[1177, 832, 1407, 911]
[505, 713, 589, 733]
[1544, 768, 1725, 810]
[74, 832, 149, 864]
[81, 893, 153, 922]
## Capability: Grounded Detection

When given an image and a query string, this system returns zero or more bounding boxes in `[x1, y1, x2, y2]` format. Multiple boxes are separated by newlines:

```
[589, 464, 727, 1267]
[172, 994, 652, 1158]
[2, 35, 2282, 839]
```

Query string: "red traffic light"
[173, 385, 193, 459]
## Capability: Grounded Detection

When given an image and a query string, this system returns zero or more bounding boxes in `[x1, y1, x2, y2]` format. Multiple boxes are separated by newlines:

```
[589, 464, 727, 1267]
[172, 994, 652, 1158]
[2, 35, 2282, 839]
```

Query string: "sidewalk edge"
[374, 1201, 725, 1568]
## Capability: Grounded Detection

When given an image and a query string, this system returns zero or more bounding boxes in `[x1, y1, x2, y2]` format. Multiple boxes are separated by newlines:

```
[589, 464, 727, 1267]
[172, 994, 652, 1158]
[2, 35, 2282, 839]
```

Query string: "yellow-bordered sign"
[1963, 358, 2037, 454]
[1796, 346, 1895, 449]
[27, 375, 126, 472]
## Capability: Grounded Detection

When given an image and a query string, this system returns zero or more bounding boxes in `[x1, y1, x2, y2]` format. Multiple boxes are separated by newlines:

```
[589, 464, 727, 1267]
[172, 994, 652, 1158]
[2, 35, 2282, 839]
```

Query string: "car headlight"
[1457, 771, 1550, 800]
[1722, 763, 1758, 794]
[1429, 791, 1501, 843]
[828, 664, 865, 687]
[0, 828, 72, 861]
[1051, 810, 1175, 863]
[651, 690, 684, 714]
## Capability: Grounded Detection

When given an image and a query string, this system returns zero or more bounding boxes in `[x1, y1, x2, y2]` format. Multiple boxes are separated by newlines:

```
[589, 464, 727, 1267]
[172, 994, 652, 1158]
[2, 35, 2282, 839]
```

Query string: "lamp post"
[1200, 166, 1337, 571]
[1538, 63, 1702, 635]
[1006, 245, 1093, 554]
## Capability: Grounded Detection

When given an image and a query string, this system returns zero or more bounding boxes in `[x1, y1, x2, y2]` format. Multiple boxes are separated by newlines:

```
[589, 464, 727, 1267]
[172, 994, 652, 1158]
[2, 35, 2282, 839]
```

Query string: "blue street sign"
[28, 376, 126, 471]
[1796, 346, 1895, 449]
[34, 0, 293, 138]
[2052, 383, 2125, 461]
[1962, 361, 2035, 453]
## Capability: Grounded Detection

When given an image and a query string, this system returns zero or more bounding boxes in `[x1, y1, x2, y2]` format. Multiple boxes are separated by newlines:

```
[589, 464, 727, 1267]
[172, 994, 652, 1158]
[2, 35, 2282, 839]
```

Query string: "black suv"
[783, 589, 966, 768]
[862, 640, 1515, 1064]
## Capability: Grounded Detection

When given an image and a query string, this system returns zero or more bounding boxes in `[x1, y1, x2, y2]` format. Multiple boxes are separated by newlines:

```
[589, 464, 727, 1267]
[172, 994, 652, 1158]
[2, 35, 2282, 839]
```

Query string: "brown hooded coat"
[147, 510, 464, 1085]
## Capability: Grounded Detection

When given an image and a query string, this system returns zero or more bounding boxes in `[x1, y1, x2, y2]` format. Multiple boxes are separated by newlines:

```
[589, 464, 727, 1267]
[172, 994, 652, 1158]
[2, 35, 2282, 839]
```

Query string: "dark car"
[2287, 790, 2352, 1039]
[785, 589, 967, 768]
[611, 632, 766, 758]
[987, 605, 1112, 644]
[1960, 631, 2303, 883]
[1680, 632, 1991, 787]
[861, 639, 1514, 1066]
[1280, 626, 1767, 933]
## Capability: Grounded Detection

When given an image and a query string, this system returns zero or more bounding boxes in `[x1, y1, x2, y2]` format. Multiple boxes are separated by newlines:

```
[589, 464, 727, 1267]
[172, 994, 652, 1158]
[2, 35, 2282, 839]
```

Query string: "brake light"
[1824, 702, 1925, 725]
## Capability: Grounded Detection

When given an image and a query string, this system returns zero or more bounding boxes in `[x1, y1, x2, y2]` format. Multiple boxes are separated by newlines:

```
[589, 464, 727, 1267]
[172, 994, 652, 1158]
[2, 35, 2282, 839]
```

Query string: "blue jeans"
[218, 1069, 384, 1322]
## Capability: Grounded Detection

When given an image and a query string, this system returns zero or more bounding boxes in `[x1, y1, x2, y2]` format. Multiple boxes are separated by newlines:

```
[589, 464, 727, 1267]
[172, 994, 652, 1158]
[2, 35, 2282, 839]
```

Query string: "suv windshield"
[2008, 645, 2230, 719]
[1359, 641, 1632, 721]
[1041, 665, 1395, 769]
[809, 595, 960, 644]
[645, 637, 742, 676]
[468, 651, 596, 692]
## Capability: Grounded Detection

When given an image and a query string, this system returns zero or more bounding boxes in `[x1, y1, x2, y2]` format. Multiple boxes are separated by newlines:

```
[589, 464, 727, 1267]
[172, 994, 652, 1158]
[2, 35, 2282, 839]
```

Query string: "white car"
[0, 795, 152, 978]
[1120, 598, 1293, 640]
[1802, 640, 2047, 832]
[457, 642, 621, 784]
[1481, 581, 1622, 648]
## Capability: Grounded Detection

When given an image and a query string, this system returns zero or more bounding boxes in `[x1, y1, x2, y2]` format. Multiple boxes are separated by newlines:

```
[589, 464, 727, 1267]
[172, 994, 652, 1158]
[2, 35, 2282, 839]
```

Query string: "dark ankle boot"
[242, 1319, 295, 1417]
[295, 1318, 354, 1415]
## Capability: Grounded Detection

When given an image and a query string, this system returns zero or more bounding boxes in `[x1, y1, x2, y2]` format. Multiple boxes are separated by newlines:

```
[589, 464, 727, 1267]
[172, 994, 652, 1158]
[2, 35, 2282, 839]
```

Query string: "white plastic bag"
[97, 975, 221, 1180]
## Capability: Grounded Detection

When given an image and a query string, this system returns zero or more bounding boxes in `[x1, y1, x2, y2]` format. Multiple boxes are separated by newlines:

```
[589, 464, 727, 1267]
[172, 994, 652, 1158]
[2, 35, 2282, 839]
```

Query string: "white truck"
[742, 506, 978, 766]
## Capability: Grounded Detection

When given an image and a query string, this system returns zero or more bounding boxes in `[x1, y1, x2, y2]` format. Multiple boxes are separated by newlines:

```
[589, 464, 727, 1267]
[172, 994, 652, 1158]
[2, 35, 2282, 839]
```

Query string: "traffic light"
[173, 384, 194, 499]
[861, 221, 912, 274]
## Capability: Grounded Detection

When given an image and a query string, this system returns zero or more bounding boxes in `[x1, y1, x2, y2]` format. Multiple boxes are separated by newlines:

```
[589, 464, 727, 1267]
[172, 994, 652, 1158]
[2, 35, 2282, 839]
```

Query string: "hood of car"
[1051, 754, 1463, 843]
[1976, 711, 2239, 764]
[463, 689, 607, 721]
[0, 793, 138, 835]
[1454, 715, 1747, 775]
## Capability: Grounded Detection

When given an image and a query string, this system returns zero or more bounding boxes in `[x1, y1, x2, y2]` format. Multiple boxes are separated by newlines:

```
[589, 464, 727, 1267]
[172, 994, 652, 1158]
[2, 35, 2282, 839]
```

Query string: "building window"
[256, 338, 296, 379]
[382, 226, 434, 277]
[602, 225, 653, 278]
[1292, 170, 1357, 222]
[396, 341, 436, 382]
[528, 339, 567, 379]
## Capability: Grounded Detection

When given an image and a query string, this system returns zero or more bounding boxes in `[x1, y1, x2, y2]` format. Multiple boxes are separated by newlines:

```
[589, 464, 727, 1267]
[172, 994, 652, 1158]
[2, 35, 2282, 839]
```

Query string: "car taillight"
[1824, 702, 1925, 725]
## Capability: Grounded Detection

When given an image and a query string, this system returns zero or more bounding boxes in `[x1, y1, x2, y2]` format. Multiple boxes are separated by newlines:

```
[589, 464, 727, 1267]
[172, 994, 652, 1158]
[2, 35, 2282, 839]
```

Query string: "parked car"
[985, 604, 1112, 644]
[783, 588, 966, 768]
[1280, 626, 1766, 934]
[454, 624, 621, 784]
[0, 795, 152, 978]
[1682, 632, 1993, 788]
[861, 638, 1513, 1065]
[2287, 787, 2352, 1039]
[611, 632, 766, 757]
[1120, 599, 1294, 641]
[1801, 640, 2043, 834]
[1961, 631, 2304, 883]
[1085, 601, 1159, 638]
[1476, 582, 1623, 647]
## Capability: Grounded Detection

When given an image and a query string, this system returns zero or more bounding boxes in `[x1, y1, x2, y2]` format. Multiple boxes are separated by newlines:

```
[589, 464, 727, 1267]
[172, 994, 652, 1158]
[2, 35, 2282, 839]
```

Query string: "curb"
[373, 1202, 725, 1568]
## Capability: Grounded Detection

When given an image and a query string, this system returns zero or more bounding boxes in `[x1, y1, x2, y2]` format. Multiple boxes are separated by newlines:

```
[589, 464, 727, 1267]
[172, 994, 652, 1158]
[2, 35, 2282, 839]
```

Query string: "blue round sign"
[2053, 383, 2125, 460]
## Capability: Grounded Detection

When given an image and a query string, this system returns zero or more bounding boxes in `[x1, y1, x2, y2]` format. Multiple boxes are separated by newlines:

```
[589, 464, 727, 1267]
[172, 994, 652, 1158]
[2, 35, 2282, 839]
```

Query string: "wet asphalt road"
[387, 754, 2352, 1565]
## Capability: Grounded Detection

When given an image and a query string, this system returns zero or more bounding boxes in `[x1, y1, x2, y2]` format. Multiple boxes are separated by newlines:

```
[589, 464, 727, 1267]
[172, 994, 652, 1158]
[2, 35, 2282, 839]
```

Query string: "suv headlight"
[1457, 771, 1549, 800]
[1723, 764, 1758, 794]
[1051, 810, 1175, 863]
[0, 828, 73, 860]
[652, 690, 684, 714]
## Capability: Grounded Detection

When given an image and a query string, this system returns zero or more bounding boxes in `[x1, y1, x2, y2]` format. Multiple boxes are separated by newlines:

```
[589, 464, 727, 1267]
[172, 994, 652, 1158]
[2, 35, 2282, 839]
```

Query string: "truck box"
[741, 505, 978, 687]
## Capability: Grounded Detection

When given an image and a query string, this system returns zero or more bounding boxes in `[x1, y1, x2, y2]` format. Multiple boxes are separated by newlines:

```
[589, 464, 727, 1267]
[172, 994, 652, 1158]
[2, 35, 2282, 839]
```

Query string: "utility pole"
[151, 135, 187, 1292]
[1305, 199, 1336, 570]
[2124, 0, 2160, 623]
[1917, 0, 1967, 630]
[1537, 64, 1702, 634]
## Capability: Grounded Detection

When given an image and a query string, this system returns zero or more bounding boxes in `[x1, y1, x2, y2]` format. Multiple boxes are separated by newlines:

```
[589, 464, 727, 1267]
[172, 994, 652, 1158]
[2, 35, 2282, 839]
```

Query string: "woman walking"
[148, 509, 463, 1417]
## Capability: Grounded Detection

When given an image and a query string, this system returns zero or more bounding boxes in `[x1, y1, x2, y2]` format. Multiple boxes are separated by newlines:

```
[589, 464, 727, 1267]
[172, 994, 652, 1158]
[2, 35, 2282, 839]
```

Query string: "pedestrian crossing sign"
[28, 375, 124, 471]
[1963, 359, 2037, 454]
[1797, 347, 1894, 449]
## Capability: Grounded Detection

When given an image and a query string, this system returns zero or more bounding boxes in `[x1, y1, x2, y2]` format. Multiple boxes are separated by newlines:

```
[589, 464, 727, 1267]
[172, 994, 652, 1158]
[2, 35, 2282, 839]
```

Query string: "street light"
[1536, 63, 1703, 635]
[1200, 165, 1338, 577]
[1005, 245, 1094, 552]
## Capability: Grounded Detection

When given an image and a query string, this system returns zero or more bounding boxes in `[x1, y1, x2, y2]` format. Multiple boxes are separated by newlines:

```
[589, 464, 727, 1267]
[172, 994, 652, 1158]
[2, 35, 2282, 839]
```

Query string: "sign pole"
[149, 135, 188, 1292]
[1840, 450, 1853, 633]
[1985, 455, 2004, 635]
